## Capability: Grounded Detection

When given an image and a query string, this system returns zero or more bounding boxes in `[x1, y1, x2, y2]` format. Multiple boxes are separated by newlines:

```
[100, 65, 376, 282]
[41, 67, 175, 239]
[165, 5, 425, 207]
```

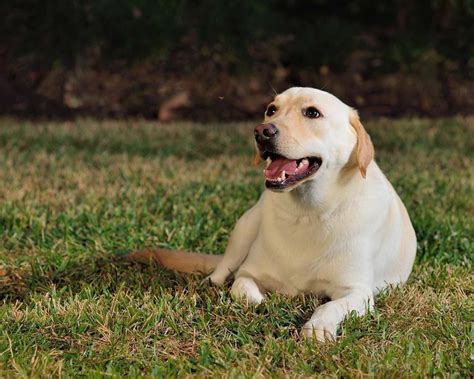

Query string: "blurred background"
[1, 0, 473, 121]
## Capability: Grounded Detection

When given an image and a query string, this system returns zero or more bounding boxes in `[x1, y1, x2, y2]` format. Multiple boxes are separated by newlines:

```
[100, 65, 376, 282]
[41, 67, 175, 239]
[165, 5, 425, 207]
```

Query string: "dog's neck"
[282, 166, 366, 215]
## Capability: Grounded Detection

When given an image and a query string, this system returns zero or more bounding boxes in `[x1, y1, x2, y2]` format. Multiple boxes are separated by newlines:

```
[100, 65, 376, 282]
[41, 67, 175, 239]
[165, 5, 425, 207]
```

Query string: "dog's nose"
[254, 123, 279, 143]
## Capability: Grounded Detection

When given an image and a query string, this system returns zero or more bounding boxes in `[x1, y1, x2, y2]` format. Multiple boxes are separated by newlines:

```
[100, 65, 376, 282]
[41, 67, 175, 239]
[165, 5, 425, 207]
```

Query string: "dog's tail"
[127, 249, 222, 274]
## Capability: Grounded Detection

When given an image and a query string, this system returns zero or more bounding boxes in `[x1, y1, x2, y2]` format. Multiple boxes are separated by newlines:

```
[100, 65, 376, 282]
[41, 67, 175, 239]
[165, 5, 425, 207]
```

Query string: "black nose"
[254, 123, 279, 143]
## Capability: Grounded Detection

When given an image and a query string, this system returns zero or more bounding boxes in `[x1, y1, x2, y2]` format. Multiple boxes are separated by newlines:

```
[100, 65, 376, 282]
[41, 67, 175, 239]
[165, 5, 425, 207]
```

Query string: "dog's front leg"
[301, 286, 374, 342]
[208, 198, 263, 286]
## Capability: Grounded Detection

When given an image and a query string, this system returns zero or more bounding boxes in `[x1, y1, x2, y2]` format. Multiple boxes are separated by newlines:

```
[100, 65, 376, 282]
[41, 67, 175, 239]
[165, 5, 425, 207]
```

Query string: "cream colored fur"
[129, 87, 417, 342]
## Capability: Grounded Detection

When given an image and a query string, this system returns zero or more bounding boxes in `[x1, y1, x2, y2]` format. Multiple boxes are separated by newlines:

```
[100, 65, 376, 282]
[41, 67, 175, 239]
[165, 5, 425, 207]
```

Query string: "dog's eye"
[266, 104, 277, 117]
[303, 107, 321, 119]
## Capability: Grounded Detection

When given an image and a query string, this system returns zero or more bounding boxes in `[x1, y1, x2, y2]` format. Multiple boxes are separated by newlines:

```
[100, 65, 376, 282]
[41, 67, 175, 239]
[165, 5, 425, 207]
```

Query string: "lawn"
[0, 117, 472, 377]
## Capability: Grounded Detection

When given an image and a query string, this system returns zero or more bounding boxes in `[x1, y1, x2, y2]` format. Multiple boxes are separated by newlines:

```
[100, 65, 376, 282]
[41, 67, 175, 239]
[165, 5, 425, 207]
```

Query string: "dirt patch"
[2, 50, 473, 121]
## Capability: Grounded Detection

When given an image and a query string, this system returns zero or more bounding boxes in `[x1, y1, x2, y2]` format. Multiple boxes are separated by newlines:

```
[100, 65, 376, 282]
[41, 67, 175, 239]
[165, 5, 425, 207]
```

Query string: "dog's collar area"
[262, 153, 322, 190]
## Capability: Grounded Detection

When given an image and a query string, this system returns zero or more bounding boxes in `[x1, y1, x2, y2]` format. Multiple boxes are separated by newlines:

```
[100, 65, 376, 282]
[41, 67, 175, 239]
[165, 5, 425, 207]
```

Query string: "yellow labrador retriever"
[130, 87, 417, 341]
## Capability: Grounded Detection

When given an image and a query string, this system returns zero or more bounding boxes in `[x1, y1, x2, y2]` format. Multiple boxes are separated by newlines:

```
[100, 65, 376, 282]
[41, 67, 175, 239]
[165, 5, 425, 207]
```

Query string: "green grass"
[0, 117, 472, 377]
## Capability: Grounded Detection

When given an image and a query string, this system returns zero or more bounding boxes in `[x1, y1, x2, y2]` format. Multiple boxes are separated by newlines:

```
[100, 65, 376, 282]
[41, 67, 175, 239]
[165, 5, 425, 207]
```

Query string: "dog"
[129, 87, 417, 341]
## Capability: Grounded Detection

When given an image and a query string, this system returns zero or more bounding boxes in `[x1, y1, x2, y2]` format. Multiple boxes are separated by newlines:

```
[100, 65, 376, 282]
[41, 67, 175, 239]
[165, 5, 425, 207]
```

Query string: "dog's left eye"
[303, 107, 321, 119]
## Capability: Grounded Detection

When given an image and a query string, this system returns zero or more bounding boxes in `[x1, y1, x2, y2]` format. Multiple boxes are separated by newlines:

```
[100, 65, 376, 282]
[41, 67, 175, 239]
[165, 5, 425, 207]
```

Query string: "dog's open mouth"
[262, 153, 322, 190]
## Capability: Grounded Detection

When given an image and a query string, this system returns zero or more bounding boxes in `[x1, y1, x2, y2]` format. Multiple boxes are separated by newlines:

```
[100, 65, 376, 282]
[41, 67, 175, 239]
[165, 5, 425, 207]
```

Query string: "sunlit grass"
[0, 117, 472, 376]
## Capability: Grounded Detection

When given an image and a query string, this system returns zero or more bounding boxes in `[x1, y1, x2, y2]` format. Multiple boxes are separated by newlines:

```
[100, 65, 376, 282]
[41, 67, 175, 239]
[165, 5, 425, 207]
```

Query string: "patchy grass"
[0, 117, 472, 377]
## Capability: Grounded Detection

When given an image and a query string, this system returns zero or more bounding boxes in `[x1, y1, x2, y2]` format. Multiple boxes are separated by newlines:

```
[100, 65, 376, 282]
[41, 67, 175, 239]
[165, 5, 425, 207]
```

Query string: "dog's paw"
[230, 277, 264, 305]
[205, 271, 227, 287]
[301, 322, 337, 342]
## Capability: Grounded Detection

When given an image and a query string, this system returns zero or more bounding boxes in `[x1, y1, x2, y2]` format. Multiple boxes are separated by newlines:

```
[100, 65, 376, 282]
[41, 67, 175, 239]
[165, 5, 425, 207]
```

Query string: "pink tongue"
[264, 157, 297, 179]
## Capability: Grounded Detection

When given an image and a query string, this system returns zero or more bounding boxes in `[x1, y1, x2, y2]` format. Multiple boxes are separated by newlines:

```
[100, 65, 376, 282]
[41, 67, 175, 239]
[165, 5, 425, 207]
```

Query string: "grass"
[0, 117, 472, 377]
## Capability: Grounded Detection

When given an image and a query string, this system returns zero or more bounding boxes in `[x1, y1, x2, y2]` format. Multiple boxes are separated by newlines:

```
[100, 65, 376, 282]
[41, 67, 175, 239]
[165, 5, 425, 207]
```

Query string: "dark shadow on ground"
[0, 253, 207, 303]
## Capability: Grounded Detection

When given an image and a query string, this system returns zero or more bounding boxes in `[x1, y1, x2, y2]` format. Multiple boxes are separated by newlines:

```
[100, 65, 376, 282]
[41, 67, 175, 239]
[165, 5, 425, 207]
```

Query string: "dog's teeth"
[280, 171, 286, 180]
[266, 158, 272, 168]
[302, 158, 309, 165]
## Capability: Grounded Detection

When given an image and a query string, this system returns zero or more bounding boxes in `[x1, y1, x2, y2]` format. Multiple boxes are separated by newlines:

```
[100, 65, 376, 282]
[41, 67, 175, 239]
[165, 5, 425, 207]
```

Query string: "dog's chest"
[242, 209, 345, 295]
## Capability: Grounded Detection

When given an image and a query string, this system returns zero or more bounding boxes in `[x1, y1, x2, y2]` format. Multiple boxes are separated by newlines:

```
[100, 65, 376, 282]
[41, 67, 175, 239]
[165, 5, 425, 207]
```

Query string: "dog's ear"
[349, 109, 374, 178]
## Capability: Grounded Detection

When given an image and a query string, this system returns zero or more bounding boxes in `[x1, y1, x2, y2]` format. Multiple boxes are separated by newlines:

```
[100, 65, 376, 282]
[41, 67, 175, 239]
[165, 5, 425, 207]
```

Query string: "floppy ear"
[349, 109, 374, 178]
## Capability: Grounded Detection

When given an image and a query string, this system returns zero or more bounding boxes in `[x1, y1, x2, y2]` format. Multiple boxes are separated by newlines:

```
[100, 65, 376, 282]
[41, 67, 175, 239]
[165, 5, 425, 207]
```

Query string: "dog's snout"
[254, 123, 279, 143]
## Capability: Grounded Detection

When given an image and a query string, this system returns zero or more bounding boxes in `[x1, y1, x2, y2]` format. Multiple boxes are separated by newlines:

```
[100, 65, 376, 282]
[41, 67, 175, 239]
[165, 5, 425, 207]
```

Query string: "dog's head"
[254, 87, 374, 192]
